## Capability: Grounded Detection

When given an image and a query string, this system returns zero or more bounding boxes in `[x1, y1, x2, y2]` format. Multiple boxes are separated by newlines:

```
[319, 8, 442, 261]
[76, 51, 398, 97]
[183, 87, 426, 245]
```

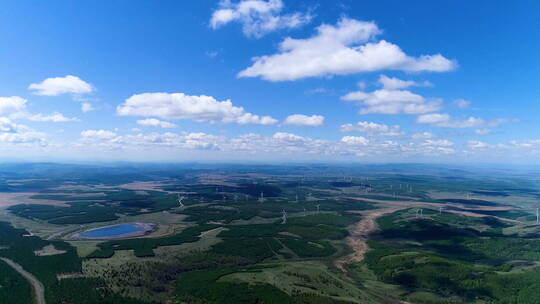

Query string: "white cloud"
[475, 128, 491, 135]
[81, 102, 94, 113]
[81, 130, 119, 141]
[284, 114, 324, 126]
[342, 89, 441, 115]
[272, 132, 309, 142]
[0, 117, 46, 145]
[378, 75, 431, 90]
[117, 92, 277, 125]
[137, 118, 177, 129]
[341, 136, 369, 146]
[453, 99, 471, 108]
[467, 140, 490, 149]
[418, 139, 455, 154]
[25, 112, 79, 122]
[69, 128, 474, 160]
[0, 96, 27, 115]
[416, 113, 450, 125]
[411, 132, 434, 140]
[422, 139, 453, 147]
[0, 96, 78, 123]
[29, 75, 93, 96]
[238, 18, 455, 81]
[210, 0, 312, 38]
[340, 121, 403, 136]
[0, 132, 45, 144]
[0, 117, 22, 133]
[206, 51, 219, 58]
[416, 113, 515, 129]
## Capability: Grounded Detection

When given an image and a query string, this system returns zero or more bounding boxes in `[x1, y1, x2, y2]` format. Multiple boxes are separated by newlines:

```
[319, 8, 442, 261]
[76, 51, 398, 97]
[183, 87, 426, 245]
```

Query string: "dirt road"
[0, 257, 46, 304]
[335, 197, 521, 273]
[335, 205, 409, 272]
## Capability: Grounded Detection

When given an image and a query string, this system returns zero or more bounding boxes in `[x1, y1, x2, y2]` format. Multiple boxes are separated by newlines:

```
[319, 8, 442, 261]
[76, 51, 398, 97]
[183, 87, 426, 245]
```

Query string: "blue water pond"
[80, 223, 140, 238]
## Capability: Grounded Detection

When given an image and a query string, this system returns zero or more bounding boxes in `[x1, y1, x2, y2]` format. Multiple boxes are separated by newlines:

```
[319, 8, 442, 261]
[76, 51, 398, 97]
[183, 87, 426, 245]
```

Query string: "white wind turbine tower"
[303, 207, 307, 217]
[281, 209, 287, 224]
[259, 192, 265, 203]
[316, 204, 321, 213]
[439, 207, 443, 214]
[416, 208, 423, 218]
[536, 207, 539, 224]
[177, 194, 185, 208]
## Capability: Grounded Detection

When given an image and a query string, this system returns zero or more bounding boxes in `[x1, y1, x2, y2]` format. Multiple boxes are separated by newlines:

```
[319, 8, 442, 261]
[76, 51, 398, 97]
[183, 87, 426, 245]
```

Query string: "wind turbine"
[303, 207, 307, 217]
[536, 208, 539, 224]
[281, 209, 287, 224]
[259, 192, 265, 203]
[416, 208, 423, 218]
[316, 204, 321, 213]
[439, 207, 443, 214]
[177, 194, 185, 208]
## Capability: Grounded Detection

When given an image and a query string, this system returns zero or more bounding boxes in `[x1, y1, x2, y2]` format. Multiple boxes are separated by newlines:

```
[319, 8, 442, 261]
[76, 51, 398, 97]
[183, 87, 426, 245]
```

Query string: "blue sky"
[0, 0, 539, 163]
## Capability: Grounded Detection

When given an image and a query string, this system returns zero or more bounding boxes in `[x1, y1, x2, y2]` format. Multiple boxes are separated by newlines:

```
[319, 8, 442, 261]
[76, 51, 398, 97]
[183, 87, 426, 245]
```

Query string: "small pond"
[79, 223, 149, 238]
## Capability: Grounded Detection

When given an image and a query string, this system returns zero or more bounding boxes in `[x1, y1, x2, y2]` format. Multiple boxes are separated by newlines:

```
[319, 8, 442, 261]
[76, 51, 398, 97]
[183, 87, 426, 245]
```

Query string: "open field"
[2, 163, 540, 303]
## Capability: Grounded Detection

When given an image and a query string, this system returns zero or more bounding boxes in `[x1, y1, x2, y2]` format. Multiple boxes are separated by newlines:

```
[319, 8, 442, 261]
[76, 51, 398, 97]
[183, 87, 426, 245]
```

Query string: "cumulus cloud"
[340, 121, 403, 136]
[70, 127, 470, 160]
[0, 117, 46, 145]
[342, 88, 441, 115]
[416, 113, 450, 125]
[416, 113, 516, 128]
[210, 0, 312, 38]
[25, 112, 79, 122]
[137, 118, 177, 129]
[238, 18, 455, 81]
[0, 96, 27, 115]
[81, 103, 94, 113]
[117, 92, 277, 125]
[29, 75, 93, 96]
[341, 136, 369, 146]
[411, 132, 434, 140]
[475, 128, 491, 135]
[453, 99, 471, 109]
[418, 139, 454, 154]
[81, 130, 120, 141]
[378, 75, 431, 90]
[0, 117, 22, 133]
[467, 140, 490, 149]
[78, 130, 224, 151]
[284, 114, 324, 126]
[0, 96, 78, 123]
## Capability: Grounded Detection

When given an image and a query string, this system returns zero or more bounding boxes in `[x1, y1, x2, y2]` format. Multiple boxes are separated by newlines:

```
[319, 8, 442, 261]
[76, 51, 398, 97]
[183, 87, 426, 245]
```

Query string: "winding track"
[334, 205, 408, 272]
[334, 196, 521, 273]
[0, 257, 46, 304]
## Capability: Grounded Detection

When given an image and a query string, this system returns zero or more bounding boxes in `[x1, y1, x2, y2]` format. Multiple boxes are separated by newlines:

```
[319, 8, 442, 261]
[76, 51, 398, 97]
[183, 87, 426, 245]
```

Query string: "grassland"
[2, 163, 540, 304]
